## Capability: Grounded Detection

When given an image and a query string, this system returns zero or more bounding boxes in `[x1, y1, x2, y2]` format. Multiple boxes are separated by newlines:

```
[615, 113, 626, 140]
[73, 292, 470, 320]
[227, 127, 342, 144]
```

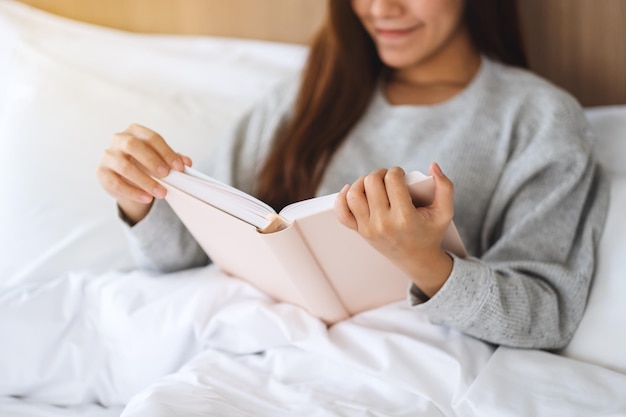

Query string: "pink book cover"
[158, 168, 467, 324]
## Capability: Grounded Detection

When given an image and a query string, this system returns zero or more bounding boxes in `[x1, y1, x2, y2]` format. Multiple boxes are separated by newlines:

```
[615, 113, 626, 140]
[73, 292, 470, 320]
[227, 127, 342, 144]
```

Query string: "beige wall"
[18, 0, 327, 44]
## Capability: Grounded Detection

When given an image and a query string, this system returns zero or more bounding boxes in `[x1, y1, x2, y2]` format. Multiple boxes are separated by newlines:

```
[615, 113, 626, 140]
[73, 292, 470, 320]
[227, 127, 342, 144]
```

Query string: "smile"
[375, 23, 423, 40]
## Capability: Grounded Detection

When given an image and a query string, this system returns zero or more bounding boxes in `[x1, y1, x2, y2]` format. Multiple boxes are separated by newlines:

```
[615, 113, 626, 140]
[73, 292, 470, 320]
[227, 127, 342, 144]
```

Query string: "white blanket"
[0, 397, 123, 417]
[1, 266, 624, 416]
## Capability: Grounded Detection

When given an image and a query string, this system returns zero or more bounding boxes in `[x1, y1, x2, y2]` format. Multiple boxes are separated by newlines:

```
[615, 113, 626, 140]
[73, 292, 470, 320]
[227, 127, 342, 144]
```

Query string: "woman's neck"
[385, 28, 481, 106]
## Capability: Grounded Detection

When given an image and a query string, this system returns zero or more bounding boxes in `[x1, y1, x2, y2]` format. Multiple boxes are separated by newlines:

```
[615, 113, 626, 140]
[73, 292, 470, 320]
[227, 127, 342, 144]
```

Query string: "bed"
[0, 0, 625, 416]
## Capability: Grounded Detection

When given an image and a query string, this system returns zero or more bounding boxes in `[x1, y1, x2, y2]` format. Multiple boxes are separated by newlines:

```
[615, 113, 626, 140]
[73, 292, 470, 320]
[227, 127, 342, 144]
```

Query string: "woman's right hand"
[96, 123, 192, 225]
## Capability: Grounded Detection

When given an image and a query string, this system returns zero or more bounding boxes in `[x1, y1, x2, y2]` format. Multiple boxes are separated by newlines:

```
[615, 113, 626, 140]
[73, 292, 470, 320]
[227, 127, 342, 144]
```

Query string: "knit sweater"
[123, 57, 609, 349]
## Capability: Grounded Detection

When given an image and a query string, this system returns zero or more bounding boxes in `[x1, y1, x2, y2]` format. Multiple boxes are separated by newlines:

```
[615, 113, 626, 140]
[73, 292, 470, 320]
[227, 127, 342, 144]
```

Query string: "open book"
[157, 167, 467, 324]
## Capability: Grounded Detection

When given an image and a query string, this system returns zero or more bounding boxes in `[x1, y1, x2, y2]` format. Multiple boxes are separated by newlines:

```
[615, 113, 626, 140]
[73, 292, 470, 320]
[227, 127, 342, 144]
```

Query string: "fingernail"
[140, 194, 153, 203]
[336, 185, 349, 201]
[432, 163, 443, 177]
[153, 187, 166, 199]
[172, 160, 184, 171]
[157, 165, 168, 176]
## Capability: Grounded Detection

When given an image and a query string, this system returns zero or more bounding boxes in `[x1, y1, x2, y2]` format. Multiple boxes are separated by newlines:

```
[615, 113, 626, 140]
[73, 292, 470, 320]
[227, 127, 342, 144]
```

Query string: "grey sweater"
[124, 58, 609, 349]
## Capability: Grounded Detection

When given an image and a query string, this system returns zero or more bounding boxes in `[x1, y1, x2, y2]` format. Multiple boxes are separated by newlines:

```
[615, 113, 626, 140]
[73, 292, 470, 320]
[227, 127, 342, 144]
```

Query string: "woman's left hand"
[334, 163, 455, 297]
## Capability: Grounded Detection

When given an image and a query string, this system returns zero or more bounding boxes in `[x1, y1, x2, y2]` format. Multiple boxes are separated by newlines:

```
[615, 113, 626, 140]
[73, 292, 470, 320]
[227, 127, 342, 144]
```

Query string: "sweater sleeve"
[120, 199, 209, 272]
[120, 78, 299, 273]
[410, 93, 610, 350]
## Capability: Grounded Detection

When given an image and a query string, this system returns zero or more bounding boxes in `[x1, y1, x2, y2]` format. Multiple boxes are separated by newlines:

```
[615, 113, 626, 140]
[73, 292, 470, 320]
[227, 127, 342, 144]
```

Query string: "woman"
[97, 0, 608, 349]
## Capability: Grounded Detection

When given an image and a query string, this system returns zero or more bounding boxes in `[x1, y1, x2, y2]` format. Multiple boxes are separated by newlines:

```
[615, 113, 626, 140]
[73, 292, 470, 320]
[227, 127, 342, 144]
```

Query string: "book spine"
[259, 225, 350, 324]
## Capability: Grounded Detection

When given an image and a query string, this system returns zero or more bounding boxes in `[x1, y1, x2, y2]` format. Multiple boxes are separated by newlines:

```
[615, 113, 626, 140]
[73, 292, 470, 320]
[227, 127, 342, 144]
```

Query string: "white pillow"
[561, 106, 626, 374]
[586, 106, 626, 175]
[0, 4, 307, 287]
[0, 1, 307, 120]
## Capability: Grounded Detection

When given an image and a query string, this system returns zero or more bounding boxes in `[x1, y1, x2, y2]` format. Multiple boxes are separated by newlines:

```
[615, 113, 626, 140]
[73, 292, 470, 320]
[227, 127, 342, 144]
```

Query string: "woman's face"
[350, 0, 467, 69]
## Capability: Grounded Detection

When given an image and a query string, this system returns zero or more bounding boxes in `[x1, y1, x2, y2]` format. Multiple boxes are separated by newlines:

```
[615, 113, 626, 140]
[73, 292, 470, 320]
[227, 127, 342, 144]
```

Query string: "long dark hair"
[256, 0, 527, 211]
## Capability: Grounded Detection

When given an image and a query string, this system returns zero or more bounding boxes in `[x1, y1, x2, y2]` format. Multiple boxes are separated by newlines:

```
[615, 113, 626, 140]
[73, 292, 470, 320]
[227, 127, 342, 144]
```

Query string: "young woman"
[97, 0, 609, 349]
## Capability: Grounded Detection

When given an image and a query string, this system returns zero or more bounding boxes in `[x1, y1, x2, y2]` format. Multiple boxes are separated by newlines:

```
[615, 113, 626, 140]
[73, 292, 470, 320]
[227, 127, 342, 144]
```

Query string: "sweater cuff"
[408, 253, 492, 326]
[119, 199, 178, 270]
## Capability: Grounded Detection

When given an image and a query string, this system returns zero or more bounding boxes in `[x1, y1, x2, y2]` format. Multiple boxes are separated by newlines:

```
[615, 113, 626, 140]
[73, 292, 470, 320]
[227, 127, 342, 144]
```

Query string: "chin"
[376, 39, 445, 70]
[378, 51, 427, 70]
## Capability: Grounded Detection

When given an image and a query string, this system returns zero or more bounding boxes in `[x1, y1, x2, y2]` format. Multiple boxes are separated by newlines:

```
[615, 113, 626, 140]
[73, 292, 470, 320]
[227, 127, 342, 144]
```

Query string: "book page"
[278, 193, 338, 220]
[161, 167, 277, 229]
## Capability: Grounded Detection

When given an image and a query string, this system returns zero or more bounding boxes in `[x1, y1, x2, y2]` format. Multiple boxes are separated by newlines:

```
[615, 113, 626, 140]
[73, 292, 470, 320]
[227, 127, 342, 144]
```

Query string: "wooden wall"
[16, 0, 626, 106]
[17, 0, 327, 44]
[518, 0, 626, 106]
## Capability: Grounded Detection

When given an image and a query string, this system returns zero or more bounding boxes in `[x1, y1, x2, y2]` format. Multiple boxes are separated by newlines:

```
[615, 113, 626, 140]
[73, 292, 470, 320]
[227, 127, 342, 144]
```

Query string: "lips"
[375, 23, 423, 40]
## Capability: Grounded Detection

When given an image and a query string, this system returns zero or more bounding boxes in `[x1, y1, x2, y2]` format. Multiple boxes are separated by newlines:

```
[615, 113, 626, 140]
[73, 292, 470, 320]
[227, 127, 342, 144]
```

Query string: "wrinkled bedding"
[1, 266, 624, 416]
[0, 397, 123, 417]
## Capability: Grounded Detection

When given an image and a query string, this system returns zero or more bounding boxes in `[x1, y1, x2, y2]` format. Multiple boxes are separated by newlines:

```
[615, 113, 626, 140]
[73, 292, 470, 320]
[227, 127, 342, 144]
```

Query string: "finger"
[362, 169, 391, 215]
[179, 154, 193, 168]
[97, 166, 154, 204]
[429, 162, 455, 220]
[102, 149, 167, 199]
[112, 132, 171, 178]
[334, 184, 358, 231]
[384, 166, 414, 209]
[126, 124, 185, 172]
[345, 176, 370, 221]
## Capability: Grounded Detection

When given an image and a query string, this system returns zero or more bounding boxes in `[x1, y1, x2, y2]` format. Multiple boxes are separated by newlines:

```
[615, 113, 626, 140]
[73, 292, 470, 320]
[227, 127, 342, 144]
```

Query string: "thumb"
[429, 162, 455, 221]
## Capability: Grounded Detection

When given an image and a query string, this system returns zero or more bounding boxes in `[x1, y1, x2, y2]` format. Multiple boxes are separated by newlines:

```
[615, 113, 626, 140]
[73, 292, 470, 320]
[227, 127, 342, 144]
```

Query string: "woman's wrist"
[404, 248, 454, 298]
[117, 199, 153, 226]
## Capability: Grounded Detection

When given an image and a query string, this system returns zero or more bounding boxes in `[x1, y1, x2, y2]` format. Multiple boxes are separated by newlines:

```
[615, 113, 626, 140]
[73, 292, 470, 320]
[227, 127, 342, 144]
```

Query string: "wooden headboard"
[16, 0, 626, 106]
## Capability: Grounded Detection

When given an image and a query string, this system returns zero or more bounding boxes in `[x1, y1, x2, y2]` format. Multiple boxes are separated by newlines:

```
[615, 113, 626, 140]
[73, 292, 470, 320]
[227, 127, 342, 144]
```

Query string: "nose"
[369, 0, 403, 18]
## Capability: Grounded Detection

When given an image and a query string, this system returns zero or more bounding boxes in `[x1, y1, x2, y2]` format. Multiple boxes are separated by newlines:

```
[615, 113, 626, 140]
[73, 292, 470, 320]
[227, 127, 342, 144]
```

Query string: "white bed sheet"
[2, 266, 625, 417]
[0, 397, 123, 417]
